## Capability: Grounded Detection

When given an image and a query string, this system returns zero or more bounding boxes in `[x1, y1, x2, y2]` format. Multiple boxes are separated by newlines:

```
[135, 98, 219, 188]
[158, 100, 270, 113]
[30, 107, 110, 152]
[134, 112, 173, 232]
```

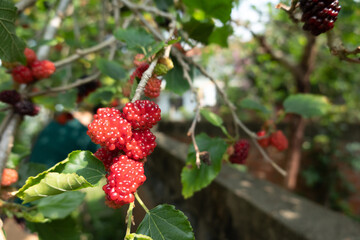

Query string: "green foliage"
[181, 133, 227, 198]
[114, 28, 165, 57]
[96, 59, 126, 81]
[16, 151, 105, 203]
[183, 0, 233, 23]
[209, 25, 233, 47]
[137, 204, 195, 240]
[28, 216, 81, 240]
[200, 108, 230, 137]
[239, 98, 271, 115]
[36, 191, 86, 220]
[0, 0, 26, 63]
[164, 57, 191, 95]
[284, 94, 331, 118]
[182, 18, 214, 44]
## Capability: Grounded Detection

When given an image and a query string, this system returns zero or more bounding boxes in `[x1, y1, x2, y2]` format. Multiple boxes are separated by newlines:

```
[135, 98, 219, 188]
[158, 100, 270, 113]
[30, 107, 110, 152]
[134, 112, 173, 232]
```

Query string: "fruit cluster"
[0, 90, 39, 116]
[229, 139, 250, 165]
[123, 55, 173, 99]
[300, 0, 341, 36]
[7, 48, 56, 84]
[256, 130, 289, 151]
[88, 100, 161, 208]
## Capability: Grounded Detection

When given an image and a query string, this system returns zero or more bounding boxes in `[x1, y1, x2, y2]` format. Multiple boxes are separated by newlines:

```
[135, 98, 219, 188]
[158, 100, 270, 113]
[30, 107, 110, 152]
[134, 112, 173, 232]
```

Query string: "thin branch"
[0, 114, 21, 187]
[326, 31, 360, 64]
[131, 58, 159, 102]
[15, 0, 37, 12]
[252, 32, 302, 79]
[182, 52, 287, 176]
[276, 0, 300, 23]
[27, 72, 101, 97]
[54, 36, 117, 69]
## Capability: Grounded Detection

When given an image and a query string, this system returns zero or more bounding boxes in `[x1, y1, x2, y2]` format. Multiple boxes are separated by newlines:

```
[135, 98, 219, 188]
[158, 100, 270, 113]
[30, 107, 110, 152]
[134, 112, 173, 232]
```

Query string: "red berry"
[0, 90, 21, 105]
[144, 77, 162, 98]
[300, 0, 341, 35]
[12, 65, 34, 84]
[129, 63, 149, 84]
[122, 100, 161, 130]
[87, 108, 132, 151]
[1, 168, 18, 186]
[257, 131, 269, 148]
[94, 147, 120, 171]
[31, 60, 56, 80]
[14, 99, 39, 116]
[24, 48, 37, 66]
[229, 139, 250, 165]
[103, 155, 146, 208]
[270, 130, 288, 151]
[124, 129, 157, 160]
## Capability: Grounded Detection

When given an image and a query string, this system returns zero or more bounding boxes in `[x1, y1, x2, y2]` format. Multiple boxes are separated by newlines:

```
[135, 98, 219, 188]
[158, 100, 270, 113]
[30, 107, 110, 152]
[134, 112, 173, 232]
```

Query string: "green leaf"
[17, 172, 91, 203]
[96, 59, 126, 81]
[167, 37, 181, 45]
[61, 150, 105, 185]
[200, 109, 223, 126]
[114, 28, 164, 55]
[283, 94, 331, 118]
[183, 0, 233, 23]
[181, 133, 227, 198]
[28, 216, 81, 240]
[37, 191, 86, 220]
[240, 98, 271, 115]
[137, 204, 194, 240]
[16, 151, 105, 203]
[164, 57, 191, 95]
[85, 87, 116, 105]
[11, 209, 50, 223]
[0, 0, 26, 63]
[200, 108, 230, 137]
[144, 41, 166, 59]
[208, 25, 233, 47]
[182, 18, 214, 44]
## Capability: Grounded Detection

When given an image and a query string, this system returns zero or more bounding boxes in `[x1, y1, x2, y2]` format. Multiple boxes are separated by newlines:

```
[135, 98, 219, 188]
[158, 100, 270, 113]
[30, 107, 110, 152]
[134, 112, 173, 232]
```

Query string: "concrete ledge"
[141, 133, 360, 240]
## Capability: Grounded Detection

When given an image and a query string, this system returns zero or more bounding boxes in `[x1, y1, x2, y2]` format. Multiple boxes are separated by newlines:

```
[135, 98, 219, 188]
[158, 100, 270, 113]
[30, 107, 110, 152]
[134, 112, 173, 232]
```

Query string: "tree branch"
[327, 31, 360, 64]
[37, 0, 71, 60]
[15, 0, 37, 12]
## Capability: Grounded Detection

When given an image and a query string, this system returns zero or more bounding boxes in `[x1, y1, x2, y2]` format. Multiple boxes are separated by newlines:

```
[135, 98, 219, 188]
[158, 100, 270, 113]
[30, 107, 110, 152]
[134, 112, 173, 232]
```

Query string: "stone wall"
[138, 132, 360, 240]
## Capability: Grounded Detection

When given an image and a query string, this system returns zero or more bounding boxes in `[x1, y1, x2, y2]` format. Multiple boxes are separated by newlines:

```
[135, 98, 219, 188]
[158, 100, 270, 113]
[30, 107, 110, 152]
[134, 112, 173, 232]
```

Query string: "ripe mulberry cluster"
[122, 100, 161, 129]
[102, 155, 146, 208]
[88, 100, 161, 208]
[144, 77, 162, 99]
[8, 48, 56, 84]
[256, 130, 289, 151]
[229, 139, 250, 165]
[300, 0, 341, 36]
[0, 89, 39, 116]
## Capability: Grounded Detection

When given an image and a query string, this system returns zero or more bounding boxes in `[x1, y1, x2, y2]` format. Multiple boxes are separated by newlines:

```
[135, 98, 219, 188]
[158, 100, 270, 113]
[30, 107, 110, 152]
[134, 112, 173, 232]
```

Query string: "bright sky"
[231, 0, 278, 40]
